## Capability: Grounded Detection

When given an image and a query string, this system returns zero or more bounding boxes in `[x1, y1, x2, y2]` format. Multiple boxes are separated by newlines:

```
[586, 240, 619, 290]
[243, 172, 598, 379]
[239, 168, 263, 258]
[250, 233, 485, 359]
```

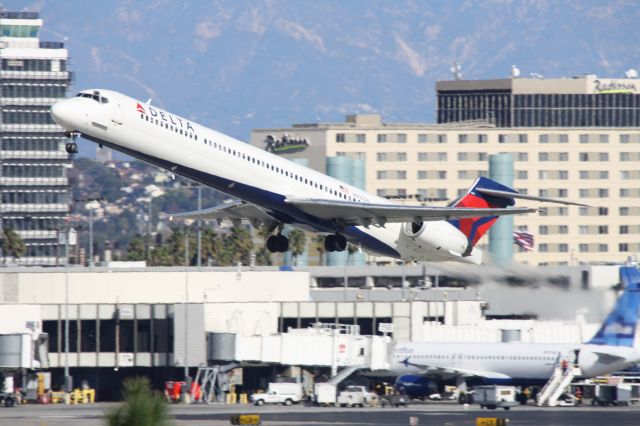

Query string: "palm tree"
[104, 376, 172, 426]
[313, 234, 326, 266]
[287, 229, 307, 266]
[1, 228, 26, 264]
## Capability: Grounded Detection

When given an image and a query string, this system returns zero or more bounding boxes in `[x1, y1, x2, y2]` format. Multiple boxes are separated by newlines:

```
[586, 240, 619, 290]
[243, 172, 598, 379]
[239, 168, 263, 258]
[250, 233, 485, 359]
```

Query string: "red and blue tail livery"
[449, 177, 517, 247]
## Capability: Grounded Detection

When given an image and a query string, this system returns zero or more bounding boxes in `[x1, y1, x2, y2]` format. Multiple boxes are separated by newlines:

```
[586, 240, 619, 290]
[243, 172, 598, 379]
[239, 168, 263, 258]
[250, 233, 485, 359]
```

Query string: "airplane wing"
[402, 358, 511, 380]
[285, 197, 536, 227]
[161, 200, 276, 228]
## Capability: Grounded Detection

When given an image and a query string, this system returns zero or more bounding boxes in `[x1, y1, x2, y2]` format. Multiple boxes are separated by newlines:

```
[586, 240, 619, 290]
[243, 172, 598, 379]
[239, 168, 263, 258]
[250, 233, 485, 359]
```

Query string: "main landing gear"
[324, 234, 347, 252]
[266, 234, 289, 253]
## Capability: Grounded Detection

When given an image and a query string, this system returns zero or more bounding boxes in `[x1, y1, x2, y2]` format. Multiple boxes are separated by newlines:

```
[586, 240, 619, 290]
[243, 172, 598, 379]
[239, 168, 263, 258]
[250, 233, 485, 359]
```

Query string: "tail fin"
[587, 267, 640, 347]
[448, 177, 517, 247]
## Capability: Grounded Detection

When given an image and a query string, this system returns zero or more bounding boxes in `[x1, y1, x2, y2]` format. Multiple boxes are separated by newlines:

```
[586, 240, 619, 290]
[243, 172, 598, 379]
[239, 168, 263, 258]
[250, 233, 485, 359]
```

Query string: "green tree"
[313, 234, 326, 266]
[126, 235, 146, 261]
[216, 226, 254, 266]
[287, 229, 307, 266]
[1, 228, 26, 263]
[104, 376, 172, 426]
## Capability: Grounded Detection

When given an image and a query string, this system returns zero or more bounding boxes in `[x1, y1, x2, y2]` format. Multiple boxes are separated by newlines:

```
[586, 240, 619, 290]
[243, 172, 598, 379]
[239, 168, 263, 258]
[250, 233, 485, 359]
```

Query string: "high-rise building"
[437, 75, 640, 127]
[0, 11, 73, 265]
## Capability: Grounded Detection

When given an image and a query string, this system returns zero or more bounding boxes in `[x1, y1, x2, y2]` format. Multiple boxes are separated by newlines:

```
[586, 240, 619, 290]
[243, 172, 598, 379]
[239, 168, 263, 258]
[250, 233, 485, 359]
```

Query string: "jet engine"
[395, 375, 440, 398]
[396, 220, 470, 262]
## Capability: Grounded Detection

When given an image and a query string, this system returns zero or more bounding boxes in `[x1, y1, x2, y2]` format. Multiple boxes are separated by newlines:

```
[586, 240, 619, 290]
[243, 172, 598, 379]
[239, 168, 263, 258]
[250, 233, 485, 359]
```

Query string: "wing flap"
[285, 197, 536, 226]
[161, 200, 276, 226]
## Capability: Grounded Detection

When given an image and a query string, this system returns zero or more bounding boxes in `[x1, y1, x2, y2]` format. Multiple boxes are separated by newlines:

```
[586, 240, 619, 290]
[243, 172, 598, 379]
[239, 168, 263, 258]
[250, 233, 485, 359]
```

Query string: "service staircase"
[536, 364, 577, 407]
[193, 363, 238, 403]
[328, 364, 366, 385]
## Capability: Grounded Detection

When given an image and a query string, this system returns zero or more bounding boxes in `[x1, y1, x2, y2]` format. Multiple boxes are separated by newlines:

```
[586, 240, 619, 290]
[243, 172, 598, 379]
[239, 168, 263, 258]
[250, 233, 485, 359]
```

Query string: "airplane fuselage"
[391, 341, 640, 384]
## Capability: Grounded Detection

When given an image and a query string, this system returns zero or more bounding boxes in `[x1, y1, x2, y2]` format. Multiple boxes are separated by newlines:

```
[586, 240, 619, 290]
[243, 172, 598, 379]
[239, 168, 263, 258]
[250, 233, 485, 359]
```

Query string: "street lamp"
[56, 225, 76, 393]
[184, 226, 190, 381]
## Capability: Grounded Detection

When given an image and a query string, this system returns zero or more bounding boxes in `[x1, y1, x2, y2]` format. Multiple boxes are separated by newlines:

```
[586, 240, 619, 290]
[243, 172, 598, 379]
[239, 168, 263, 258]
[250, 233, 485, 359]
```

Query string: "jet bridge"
[207, 323, 391, 371]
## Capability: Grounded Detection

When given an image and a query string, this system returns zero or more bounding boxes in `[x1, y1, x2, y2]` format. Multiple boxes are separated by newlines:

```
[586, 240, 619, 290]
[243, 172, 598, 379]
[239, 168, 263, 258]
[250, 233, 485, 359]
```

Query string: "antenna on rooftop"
[511, 65, 520, 78]
[625, 69, 638, 78]
[450, 61, 462, 80]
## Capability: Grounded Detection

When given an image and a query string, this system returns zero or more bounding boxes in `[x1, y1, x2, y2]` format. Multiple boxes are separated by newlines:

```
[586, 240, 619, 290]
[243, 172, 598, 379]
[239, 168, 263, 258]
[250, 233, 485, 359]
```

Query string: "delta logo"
[136, 102, 195, 132]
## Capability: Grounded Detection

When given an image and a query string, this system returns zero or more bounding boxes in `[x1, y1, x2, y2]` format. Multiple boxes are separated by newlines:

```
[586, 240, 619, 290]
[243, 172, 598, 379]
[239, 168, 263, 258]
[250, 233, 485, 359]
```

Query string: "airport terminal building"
[0, 264, 618, 399]
[251, 76, 640, 266]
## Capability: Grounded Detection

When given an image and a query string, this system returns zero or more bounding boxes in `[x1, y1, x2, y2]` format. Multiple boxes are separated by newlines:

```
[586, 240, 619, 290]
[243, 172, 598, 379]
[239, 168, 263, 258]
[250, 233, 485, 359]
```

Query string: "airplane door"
[111, 96, 123, 126]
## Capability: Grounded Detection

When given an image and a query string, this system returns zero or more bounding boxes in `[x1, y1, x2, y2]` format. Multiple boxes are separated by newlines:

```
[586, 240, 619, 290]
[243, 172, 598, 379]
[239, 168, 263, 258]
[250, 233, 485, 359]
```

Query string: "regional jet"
[50, 89, 584, 264]
[390, 266, 640, 399]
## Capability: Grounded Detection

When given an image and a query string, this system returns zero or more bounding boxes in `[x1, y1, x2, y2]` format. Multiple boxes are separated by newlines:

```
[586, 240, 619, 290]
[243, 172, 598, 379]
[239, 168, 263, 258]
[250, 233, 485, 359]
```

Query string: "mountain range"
[6, 0, 640, 157]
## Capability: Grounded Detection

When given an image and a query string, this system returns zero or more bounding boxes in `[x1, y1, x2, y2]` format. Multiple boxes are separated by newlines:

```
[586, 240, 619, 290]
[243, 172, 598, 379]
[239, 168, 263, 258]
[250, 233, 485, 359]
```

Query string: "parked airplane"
[50, 89, 583, 264]
[390, 266, 640, 397]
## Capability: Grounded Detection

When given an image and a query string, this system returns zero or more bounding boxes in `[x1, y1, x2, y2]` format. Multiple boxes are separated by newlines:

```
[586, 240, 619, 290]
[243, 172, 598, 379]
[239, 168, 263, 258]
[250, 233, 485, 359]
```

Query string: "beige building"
[251, 114, 640, 266]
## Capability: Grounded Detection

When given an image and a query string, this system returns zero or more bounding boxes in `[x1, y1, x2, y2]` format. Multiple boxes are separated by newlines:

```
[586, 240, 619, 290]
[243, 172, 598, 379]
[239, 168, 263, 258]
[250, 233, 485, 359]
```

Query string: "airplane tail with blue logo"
[448, 177, 517, 248]
[588, 267, 640, 347]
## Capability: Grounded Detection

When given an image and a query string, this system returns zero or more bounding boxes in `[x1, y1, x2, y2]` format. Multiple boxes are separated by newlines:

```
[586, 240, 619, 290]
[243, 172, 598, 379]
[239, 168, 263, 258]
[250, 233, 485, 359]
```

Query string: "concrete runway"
[2, 401, 640, 426]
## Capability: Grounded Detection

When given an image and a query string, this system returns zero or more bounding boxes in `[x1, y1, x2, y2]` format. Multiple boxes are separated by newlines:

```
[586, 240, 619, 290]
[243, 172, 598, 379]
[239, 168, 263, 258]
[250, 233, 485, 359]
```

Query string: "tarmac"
[2, 401, 640, 426]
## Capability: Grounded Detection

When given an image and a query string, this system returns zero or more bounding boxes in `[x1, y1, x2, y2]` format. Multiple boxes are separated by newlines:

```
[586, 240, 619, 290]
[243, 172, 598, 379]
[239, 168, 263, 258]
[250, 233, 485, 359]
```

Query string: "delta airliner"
[50, 89, 584, 264]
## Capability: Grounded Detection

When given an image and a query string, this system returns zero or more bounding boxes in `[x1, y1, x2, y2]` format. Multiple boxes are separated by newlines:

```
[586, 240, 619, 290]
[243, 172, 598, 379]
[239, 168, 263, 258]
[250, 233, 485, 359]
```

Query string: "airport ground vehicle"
[250, 383, 303, 406]
[380, 393, 409, 407]
[0, 392, 16, 407]
[337, 386, 377, 407]
[473, 385, 518, 410]
[591, 384, 632, 406]
[314, 383, 337, 406]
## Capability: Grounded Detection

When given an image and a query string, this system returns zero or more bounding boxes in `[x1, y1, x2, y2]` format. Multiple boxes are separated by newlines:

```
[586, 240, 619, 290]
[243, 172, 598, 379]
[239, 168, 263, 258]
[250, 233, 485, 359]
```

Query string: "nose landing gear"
[65, 131, 80, 154]
[65, 142, 78, 154]
[324, 234, 347, 252]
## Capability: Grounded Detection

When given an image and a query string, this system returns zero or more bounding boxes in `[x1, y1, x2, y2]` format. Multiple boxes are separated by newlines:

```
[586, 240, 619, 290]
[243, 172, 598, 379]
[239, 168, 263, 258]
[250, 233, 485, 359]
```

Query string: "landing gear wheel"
[324, 234, 347, 252]
[267, 234, 289, 253]
[324, 235, 336, 252]
[266, 235, 279, 253]
[276, 234, 289, 252]
[65, 142, 78, 154]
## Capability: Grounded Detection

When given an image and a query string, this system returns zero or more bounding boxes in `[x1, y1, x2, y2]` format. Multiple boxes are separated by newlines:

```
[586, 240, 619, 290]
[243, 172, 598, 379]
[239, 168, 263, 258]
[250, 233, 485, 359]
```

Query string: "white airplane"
[50, 89, 583, 264]
[390, 266, 640, 397]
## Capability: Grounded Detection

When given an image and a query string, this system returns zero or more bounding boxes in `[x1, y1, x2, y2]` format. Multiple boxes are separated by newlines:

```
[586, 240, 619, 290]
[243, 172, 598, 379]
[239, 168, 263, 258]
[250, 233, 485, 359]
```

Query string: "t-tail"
[448, 177, 517, 250]
[588, 266, 640, 347]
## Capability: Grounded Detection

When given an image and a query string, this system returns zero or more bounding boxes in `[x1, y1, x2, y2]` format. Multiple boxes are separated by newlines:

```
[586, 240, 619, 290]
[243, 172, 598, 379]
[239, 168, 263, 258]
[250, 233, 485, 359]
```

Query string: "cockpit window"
[75, 91, 108, 104]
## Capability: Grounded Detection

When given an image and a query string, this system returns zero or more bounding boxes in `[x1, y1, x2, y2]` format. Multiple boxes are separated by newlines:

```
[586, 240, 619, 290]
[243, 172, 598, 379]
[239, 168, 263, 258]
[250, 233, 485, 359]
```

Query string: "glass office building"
[0, 11, 73, 265]
[437, 76, 640, 127]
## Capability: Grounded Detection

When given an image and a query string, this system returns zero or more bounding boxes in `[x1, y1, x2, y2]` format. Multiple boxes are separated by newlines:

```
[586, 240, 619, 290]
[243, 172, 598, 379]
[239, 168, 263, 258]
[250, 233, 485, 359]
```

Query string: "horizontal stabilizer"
[477, 188, 589, 207]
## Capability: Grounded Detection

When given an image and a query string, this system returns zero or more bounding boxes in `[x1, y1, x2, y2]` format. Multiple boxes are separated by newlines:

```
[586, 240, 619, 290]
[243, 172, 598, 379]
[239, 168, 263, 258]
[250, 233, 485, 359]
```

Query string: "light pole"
[197, 186, 202, 268]
[88, 206, 93, 267]
[184, 227, 190, 381]
[61, 227, 72, 392]
[147, 197, 153, 262]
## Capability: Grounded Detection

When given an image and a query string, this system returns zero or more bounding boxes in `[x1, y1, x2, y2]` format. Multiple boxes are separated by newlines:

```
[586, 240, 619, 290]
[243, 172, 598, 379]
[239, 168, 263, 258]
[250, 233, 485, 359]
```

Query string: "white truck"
[250, 382, 303, 406]
[473, 385, 518, 410]
[337, 386, 377, 407]
[314, 382, 337, 406]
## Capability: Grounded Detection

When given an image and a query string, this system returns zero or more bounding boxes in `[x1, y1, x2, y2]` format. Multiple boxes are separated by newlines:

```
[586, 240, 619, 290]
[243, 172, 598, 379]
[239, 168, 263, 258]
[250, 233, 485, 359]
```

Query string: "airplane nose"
[50, 100, 73, 129]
